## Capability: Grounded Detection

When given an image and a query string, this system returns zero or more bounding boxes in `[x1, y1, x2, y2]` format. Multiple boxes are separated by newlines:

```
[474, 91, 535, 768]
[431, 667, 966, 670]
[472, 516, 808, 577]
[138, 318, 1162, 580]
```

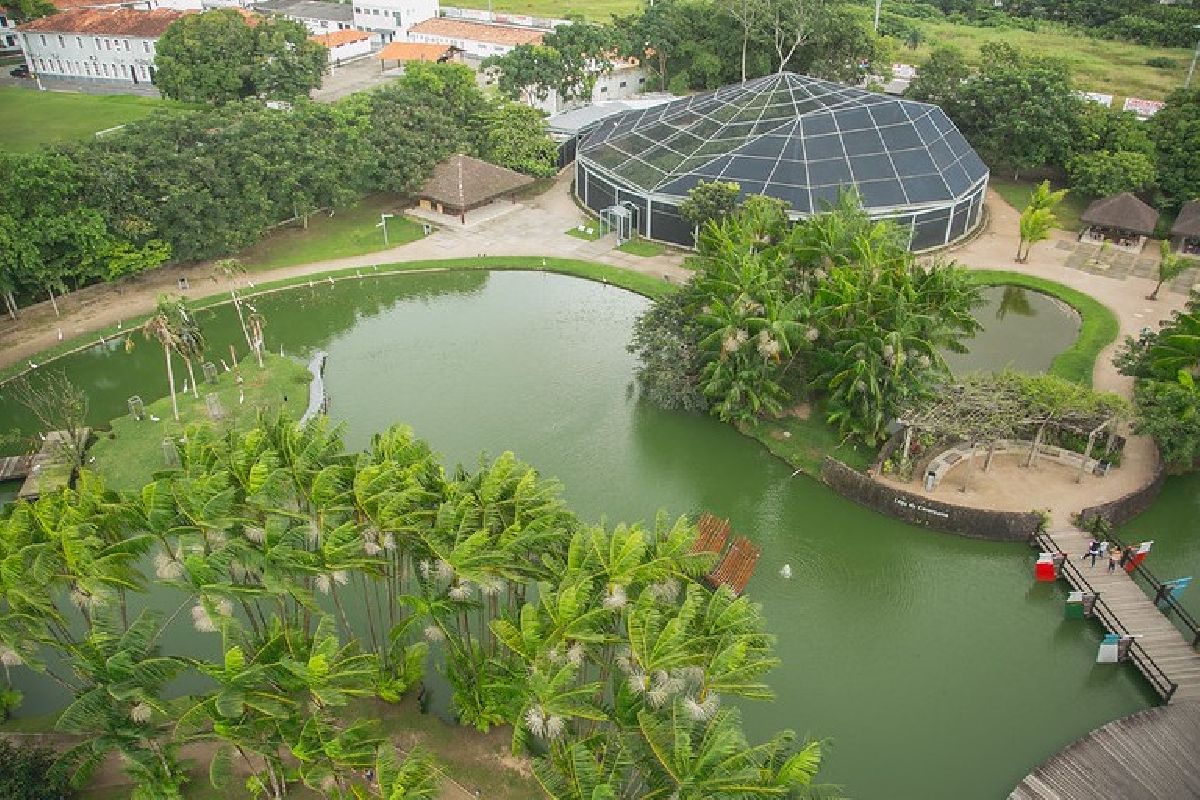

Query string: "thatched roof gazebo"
[415, 154, 533, 222]
[1171, 200, 1200, 256]
[1079, 192, 1159, 252]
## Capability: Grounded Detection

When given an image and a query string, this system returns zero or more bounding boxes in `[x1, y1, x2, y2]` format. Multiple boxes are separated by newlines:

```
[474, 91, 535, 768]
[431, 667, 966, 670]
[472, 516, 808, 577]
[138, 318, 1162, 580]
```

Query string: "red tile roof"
[17, 8, 191, 37]
[376, 41, 452, 62]
[408, 17, 544, 47]
[310, 28, 369, 47]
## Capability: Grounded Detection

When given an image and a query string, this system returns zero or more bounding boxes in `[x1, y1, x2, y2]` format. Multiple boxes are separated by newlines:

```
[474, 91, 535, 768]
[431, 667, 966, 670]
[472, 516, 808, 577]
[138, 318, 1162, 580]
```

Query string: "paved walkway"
[1009, 700, 1200, 800]
[0, 182, 1186, 526]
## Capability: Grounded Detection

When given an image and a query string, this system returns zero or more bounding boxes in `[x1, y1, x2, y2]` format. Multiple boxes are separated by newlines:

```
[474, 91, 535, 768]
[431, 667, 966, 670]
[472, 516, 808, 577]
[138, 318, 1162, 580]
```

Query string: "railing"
[1107, 533, 1200, 648]
[1031, 531, 1180, 703]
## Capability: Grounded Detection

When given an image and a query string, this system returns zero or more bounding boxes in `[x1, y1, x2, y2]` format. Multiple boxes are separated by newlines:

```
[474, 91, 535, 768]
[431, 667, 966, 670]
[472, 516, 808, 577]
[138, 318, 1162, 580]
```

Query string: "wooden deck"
[1009, 700, 1200, 800]
[1036, 529, 1200, 703]
[705, 536, 761, 596]
[0, 454, 34, 482]
[691, 513, 730, 555]
[15, 429, 89, 501]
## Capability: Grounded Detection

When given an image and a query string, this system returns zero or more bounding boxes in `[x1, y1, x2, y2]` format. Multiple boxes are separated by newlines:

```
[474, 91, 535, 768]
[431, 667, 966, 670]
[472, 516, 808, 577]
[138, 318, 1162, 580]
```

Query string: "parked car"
[9, 64, 30, 79]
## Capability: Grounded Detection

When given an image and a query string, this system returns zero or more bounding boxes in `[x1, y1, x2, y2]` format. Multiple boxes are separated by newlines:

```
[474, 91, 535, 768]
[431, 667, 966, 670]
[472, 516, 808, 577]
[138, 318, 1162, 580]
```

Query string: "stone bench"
[923, 439, 1106, 492]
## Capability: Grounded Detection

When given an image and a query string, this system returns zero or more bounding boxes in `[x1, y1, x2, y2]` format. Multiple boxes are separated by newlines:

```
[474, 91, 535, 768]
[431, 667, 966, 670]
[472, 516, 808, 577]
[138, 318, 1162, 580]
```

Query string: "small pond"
[944, 285, 1082, 375]
[0, 272, 1162, 799]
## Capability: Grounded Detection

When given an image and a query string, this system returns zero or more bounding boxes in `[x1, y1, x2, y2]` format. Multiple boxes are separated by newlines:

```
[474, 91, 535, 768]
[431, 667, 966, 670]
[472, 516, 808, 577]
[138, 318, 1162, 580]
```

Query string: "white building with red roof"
[16, 7, 190, 86]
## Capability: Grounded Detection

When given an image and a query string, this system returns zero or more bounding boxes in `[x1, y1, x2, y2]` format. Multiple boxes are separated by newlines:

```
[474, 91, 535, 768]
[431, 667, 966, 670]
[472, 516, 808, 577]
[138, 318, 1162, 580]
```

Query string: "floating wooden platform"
[1009, 701, 1200, 800]
[705, 535, 761, 596]
[1034, 529, 1200, 703]
[16, 429, 89, 501]
[0, 454, 34, 482]
[691, 513, 730, 555]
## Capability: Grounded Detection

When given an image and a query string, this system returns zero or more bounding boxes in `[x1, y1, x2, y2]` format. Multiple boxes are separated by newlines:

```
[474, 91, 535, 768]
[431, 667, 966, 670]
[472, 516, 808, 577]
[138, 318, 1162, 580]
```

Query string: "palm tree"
[1148, 239, 1190, 300]
[54, 609, 189, 799]
[143, 297, 183, 421]
[169, 299, 206, 399]
[1017, 182, 1068, 263]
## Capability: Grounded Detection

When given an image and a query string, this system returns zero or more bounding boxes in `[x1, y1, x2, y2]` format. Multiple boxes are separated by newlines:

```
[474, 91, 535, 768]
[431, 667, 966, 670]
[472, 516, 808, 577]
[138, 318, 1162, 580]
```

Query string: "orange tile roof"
[310, 28, 369, 47]
[50, 0, 129, 9]
[18, 8, 191, 36]
[376, 41, 456, 62]
[407, 17, 544, 48]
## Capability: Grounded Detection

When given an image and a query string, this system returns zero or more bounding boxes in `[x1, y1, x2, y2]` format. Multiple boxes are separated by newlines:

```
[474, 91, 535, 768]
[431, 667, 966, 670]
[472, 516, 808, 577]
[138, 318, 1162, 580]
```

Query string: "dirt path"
[0, 184, 1183, 521]
[0, 170, 689, 374]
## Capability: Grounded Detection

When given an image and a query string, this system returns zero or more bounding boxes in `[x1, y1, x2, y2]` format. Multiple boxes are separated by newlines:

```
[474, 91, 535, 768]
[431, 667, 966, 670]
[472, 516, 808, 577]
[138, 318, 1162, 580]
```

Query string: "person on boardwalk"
[1082, 538, 1102, 567]
[1108, 545, 1122, 573]
[1120, 545, 1135, 569]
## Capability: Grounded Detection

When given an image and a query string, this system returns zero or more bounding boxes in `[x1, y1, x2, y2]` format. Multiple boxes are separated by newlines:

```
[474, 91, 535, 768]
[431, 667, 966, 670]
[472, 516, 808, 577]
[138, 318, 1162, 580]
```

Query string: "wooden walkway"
[11, 429, 89, 501]
[1036, 529, 1200, 703]
[0, 453, 34, 482]
[694, 514, 761, 596]
[690, 513, 730, 555]
[1009, 700, 1200, 800]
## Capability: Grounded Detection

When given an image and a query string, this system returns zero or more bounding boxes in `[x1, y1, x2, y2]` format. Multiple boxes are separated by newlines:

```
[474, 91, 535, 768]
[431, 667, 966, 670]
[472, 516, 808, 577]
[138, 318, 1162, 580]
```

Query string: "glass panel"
[890, 148, 938, 176]
[899, 173, 951, 202]
[857, 179, 908, 207]
[807, 158, 853, 186]
[868, 103, 908, 127]
[804, 134, 845, 160]
[723, 156, 776, 181]
[801, 114, 837, 136]
[834, 108, 873, 132]
[879, 125, 923, 150]
[848, 153, 896, 182]
[841, 128, 886, 157]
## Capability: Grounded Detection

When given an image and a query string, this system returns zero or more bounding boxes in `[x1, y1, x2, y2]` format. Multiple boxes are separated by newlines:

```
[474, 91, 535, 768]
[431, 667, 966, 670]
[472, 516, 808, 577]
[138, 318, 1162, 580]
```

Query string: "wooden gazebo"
[1171, 200, 1200, 256]
[1079, 192, 1159, 253]
[415, 154, 533, 222]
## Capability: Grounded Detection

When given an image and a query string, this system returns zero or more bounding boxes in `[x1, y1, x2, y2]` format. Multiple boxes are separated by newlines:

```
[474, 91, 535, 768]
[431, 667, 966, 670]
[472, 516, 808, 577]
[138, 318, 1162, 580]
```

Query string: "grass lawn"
[0, 87, 183, 153]
[566, 223, 603, 240]
[617, 237, 666, 257]
[968, 271, 1120, 387]
[745, 410, 875, 477]
[990, 177, 1087, 233]
[234, 195, 427, 272]
[89, 353, 311, 491]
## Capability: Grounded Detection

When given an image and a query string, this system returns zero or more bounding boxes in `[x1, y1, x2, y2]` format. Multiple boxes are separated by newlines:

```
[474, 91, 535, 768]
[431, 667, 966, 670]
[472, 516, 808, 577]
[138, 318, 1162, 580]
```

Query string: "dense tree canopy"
[1149, 88, 1200, 213]
[0, 62, 557, 311]
[0, 414, 837, 798]
[630, 190, 981, 443]
[155, 10, 327, 104]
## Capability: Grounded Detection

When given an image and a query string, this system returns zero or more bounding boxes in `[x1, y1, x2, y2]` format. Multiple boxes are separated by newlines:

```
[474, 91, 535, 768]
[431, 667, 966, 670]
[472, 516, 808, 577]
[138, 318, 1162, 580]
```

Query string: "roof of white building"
[18, 7, 191, 36]
[255, 0, 352, 23]
[408, 16, 543, 47]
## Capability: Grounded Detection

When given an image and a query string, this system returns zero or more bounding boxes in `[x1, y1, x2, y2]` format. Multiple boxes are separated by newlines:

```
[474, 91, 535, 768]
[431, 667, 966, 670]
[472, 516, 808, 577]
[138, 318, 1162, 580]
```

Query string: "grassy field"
[617, 237, 667, 257]
[968, 271, 1120, 387]
[0, 87, 181, 152]
[907, 21, 1192, 100]
[89, 353, 310, 491]
[990, 178, 1087, 232]
[234, 195, 428, 272]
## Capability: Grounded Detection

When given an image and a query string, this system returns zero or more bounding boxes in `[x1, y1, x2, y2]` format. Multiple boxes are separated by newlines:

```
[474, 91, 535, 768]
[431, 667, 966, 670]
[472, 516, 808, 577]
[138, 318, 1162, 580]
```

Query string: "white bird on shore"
[149, 414, 161, 422]
[790, 469, 802, 477]
[780, 564, 792, 579]
[328, 276, 335, 286]
[28, 360, 37, 369]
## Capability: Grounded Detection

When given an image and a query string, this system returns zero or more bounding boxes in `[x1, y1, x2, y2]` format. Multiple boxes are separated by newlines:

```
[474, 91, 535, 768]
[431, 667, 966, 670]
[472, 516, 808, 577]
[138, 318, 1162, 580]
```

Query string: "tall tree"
[480, 103, 558, 178]
[142, 297, 184, 422]
[155, 10, 327, 104]
[1150, 87, 1200, 212]
[1066, 150, 1157, 199]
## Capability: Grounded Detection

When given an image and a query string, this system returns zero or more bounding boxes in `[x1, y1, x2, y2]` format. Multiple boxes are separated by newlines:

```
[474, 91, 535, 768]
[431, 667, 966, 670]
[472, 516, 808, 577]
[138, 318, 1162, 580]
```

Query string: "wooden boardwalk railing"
[1033, 529, 1200, 703]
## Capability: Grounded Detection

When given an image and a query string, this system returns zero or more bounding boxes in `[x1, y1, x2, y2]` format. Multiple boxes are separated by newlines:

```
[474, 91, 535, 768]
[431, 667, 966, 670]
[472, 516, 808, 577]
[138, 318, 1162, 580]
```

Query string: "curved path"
[0, 178, 1187, 523]
[1008, 700, 1200, 800]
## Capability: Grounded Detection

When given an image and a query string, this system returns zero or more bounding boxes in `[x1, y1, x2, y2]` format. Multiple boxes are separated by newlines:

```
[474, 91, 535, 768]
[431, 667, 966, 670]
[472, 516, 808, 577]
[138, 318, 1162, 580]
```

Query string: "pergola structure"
[1171, 200, 1200, 256]
[1079, 192, 1159, 253]
[896, 374, 1126, 488]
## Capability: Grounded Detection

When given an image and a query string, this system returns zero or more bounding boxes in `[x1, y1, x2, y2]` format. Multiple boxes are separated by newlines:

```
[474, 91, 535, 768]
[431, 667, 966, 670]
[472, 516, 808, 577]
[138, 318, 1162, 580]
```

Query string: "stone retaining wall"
[821, 457, 1043, 541]
[1078, 457, 1166, 528]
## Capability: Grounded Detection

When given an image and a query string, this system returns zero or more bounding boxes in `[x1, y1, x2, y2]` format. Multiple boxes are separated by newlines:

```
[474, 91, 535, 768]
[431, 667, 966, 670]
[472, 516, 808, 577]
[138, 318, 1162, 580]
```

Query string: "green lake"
[2, 270, 1194, 799]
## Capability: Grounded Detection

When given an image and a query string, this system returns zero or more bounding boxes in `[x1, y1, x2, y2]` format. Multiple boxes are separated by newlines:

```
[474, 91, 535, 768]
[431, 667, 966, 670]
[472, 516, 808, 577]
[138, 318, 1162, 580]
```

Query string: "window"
[39, 34, 46, 45]
[105, 39, 111, 50]
[638, 77, 645, 83]
[120, 63, 127, 76]
[84, 62, 91, 75]
[57, 35, 63, 47]
[393, 11, 401, 19]
[95, 37, 101, 49]
[619, 81, 626, 88]
[600, 86, 608, 93]
[124, 40, 131, 51]
[353, 6, 361, 12]
[0, 15, 7, 26]
[143, 41, 150, 53]
[76, 37, 83, 48]
[102, 63, 109, 76]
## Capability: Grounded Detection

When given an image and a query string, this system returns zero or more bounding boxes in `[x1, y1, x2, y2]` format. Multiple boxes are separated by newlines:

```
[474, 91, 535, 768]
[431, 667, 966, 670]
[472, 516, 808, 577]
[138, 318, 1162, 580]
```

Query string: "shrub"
[0, 739, 74, 800]
[1145, 56, 1176, 69]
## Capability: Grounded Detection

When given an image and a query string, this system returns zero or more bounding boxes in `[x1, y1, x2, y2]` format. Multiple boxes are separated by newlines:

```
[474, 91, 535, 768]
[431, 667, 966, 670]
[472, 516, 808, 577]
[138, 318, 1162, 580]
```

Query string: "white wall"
[327, 36, 370, 61]
[519, 62, 648, 115]
[351, 0, 436, 42]
[21, 30, 157, 84]
[1, 12, 19, 54]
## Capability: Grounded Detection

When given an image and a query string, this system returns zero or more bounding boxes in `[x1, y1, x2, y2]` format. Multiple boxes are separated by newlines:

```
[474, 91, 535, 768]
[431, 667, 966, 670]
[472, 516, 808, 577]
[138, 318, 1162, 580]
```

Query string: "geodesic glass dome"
[574, 72, 989, 250]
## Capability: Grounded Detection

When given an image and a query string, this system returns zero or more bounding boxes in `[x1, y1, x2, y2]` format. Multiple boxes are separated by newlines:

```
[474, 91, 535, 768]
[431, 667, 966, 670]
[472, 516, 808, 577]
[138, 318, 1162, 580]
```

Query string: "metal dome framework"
[573, 72, 990, 250]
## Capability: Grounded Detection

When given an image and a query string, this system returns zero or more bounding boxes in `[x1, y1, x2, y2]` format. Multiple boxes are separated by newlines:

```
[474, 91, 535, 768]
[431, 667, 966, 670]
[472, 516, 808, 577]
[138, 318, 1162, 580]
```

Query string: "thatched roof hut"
[416, 154, 533, 216]
[1080, 192, 1159, 236]
[1171, 200, 1200, 239]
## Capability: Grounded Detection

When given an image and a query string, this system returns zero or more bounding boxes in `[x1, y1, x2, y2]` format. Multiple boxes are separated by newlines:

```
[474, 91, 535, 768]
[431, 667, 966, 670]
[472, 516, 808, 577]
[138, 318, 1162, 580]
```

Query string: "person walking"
[1108, 544, 1122, 573]
[1120, 545, 1135, 569]
[1082, 538, 1102, 567]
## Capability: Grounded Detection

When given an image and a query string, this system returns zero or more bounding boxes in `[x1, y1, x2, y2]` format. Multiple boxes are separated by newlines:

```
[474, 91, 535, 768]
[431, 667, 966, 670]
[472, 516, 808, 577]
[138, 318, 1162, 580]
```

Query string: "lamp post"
[378, 213, 394, 245]
[1187, 24, 1200, 90]
[874, 0, 882, 33]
